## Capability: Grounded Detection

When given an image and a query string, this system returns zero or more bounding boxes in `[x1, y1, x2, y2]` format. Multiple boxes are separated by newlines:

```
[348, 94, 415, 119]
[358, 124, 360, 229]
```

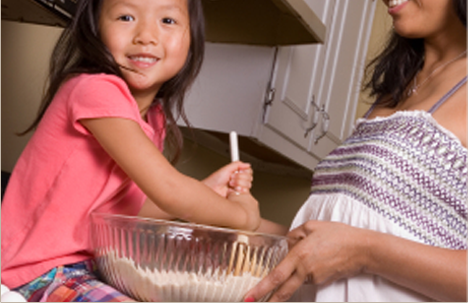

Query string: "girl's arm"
[138, 197, 176, 220]
[138, 162, 253, 220]
[80, 117, 260, 231]
[256, 219, 288, 236]
[244, 221, 467, 302]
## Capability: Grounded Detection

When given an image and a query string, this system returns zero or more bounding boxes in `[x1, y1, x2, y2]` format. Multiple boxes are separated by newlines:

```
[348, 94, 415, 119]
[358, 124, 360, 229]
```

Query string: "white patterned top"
[290, 77, 467, 302]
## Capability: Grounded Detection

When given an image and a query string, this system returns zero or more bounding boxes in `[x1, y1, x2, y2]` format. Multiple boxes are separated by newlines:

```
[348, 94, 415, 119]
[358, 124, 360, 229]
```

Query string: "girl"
[245, 0, 467, 301]
[1, 0, 262, 301]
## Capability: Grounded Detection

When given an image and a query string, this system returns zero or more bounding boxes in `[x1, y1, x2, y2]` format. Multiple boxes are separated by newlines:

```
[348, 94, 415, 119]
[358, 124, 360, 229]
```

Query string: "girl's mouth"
[128, 55, 159, 67]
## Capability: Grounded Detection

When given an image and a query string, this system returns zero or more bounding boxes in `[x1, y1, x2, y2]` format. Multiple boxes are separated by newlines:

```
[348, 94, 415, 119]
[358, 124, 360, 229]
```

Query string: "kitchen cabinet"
[180, 43, 315, 176]
[181, 0, 377, 172]
[263, 0, 377, 161]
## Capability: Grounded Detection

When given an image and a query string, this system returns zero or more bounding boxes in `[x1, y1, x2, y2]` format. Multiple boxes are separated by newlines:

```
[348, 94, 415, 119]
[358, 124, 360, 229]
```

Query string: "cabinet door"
[308, 0, 376, 159]
[182, 43, 274, 136]
[261, 0, 336, 150]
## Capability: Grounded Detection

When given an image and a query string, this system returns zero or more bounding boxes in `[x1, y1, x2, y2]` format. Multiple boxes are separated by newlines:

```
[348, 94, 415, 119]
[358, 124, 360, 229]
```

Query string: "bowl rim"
[91, 212, 287, 241]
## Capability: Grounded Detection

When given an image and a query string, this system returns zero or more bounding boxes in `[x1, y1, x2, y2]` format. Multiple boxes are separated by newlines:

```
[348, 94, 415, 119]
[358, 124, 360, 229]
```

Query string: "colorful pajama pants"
[13, 260, 136, 302]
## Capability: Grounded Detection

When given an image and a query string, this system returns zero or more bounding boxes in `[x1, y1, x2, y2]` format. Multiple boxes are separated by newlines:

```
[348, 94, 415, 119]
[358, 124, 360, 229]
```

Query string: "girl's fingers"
[230, 177, 252, 187]
[229, 169, 253, 192]
[232, 170, 253, 182]
[231, 161, 252, 173]
[227, 188, 240, 196]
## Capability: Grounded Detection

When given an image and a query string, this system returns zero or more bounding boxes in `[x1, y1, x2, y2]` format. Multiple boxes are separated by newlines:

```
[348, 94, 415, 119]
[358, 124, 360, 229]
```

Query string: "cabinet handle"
[314, 109, 330, 144]
[304, 95, 319, 138]
[262, 47, 279, 123]
[304, 124, 316, 138]
[262, 88, 276, 123]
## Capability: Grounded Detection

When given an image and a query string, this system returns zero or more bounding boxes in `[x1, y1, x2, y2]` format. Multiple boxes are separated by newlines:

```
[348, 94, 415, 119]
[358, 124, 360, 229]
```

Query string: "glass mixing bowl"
[90, 213, 288, 302]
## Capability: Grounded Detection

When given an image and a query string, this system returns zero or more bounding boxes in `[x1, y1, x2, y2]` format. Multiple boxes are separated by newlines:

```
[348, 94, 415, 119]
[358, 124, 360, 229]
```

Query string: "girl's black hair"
[22, 0, 205, 163]
[364, 0, 466, 107]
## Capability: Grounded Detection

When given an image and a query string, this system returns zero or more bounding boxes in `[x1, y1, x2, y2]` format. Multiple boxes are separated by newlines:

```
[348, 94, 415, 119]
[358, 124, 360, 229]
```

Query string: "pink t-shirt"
[1, 73, 166, 288]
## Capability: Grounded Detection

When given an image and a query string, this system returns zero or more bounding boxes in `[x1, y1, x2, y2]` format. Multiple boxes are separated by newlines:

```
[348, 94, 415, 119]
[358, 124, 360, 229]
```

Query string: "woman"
[244, 0, 467, 301]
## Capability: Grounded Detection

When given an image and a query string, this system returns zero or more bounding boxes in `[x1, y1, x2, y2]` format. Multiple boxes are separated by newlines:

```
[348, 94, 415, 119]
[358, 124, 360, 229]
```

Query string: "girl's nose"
[133, 21, 158, 45]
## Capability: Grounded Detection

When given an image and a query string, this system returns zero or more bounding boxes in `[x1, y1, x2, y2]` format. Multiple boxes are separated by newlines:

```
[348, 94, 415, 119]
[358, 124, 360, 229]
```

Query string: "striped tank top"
[291, 76, 467, 302]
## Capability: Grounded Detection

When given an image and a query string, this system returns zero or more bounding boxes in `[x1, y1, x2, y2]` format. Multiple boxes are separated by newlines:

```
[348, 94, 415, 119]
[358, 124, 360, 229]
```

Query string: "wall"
[355, 0, 393, 119]
[1, 21, 62, 172]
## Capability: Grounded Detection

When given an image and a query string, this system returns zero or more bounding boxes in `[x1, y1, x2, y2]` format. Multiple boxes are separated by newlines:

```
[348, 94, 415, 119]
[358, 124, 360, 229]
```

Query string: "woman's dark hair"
[364, 0, 466, 107]
[22, 0, 205, 163]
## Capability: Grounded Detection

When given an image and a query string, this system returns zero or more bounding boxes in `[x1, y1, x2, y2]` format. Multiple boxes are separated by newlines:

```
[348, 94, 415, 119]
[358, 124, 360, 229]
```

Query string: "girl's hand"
[244, 221, 369, 302]
[203, 161, 253, 198]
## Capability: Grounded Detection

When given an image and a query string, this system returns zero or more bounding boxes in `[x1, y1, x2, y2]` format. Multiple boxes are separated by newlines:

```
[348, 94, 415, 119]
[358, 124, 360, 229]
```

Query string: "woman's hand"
[244, 221, 370, 302]
[245, 220, 467, 302]
[202, 161, 253, 197]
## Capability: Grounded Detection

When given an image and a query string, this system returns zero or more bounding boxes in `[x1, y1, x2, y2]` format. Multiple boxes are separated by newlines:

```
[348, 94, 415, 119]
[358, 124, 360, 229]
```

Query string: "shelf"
[1, 0, 70, 27]
[1, 0, 325, 46]
[202, 0, 326, 45]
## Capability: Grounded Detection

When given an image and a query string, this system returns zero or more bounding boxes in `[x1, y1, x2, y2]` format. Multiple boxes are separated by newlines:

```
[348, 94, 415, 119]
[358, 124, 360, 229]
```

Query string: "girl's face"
[382, 0, 461, 39]
[99, 0, 191, 98]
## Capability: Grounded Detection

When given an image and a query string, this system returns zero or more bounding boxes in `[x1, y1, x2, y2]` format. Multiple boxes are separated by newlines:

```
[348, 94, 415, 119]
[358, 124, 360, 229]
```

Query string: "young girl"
[1, 0, 263, 301]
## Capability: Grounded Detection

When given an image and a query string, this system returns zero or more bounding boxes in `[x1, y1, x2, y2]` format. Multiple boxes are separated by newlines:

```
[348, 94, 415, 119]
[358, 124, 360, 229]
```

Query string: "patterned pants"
[13, 260, 136, 302]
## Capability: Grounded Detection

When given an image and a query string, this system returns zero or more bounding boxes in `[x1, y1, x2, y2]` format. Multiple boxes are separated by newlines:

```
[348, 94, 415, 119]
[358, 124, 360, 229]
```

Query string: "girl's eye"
[162, 18, 176, 24]
[118, 15, 134, 22]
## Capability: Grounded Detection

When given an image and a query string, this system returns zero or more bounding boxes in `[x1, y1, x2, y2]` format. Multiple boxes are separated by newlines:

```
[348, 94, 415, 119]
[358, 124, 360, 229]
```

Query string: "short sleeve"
[67, 74, 142, 135]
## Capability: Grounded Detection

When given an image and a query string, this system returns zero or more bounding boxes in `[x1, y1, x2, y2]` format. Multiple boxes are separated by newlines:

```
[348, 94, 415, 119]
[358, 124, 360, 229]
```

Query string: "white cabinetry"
[263, 0, 377, 163]
[181, 0, 376, 172]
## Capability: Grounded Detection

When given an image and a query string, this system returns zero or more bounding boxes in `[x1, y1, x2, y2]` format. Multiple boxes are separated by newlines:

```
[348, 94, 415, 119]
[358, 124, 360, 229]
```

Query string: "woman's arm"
[81, 117, 260, 231]
[245, 220, 467, 302]
[365, 226, 466, 302]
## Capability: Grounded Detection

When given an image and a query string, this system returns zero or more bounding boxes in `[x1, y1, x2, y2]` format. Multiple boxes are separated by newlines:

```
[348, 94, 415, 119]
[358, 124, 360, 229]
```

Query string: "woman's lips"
[388, 0, 409, 14]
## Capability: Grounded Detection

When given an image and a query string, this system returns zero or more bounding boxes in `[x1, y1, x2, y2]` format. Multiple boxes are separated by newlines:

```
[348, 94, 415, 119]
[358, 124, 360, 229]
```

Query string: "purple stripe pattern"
[311, 113, 467, 249]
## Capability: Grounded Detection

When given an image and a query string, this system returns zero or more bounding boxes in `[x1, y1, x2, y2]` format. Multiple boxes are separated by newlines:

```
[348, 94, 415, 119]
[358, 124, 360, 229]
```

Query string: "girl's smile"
[128, 54, 160, 68]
